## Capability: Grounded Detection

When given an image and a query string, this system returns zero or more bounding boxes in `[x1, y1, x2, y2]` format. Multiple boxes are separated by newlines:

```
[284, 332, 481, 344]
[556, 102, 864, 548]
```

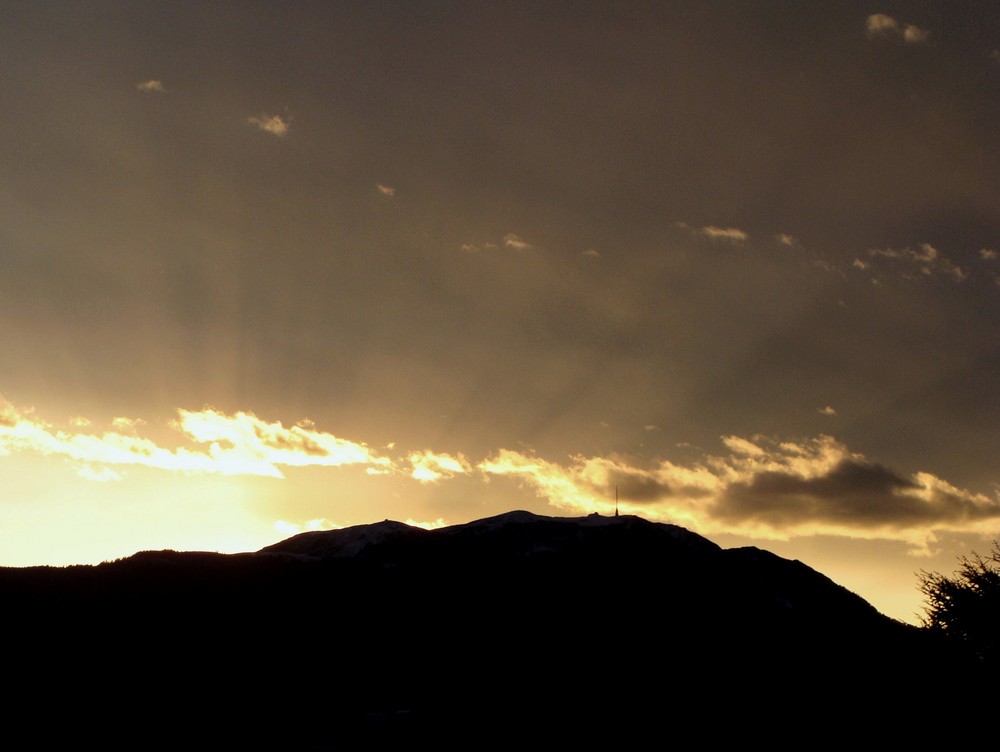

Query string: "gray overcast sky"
[2, 1, 999, 624]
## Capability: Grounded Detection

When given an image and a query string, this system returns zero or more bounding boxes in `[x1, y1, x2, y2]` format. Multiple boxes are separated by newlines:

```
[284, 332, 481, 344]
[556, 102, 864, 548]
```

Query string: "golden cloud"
[0, 400, 391, 479]
[699, 226, 749, 243]
[136, 80, 165, 93]
[479, 435, 1000, 547]
[408, 450, 472, 482]
[248, 114, 290, 137]
[4, 395, 997, 552]
[865, 13, 929, 44]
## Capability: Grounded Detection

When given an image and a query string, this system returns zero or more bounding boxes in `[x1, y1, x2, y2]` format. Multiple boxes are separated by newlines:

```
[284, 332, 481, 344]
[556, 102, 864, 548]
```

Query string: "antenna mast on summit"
[615, 485, 619, 517]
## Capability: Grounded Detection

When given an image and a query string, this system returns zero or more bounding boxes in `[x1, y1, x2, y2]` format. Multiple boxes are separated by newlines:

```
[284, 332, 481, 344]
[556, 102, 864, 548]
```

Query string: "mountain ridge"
[258, 509, 721, 562]
[1, 508, 988, 746]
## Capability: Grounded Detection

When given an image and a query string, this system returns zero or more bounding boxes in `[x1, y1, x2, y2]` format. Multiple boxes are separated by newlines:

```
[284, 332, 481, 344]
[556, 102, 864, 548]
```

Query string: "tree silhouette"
[918, 540, 1000, 667]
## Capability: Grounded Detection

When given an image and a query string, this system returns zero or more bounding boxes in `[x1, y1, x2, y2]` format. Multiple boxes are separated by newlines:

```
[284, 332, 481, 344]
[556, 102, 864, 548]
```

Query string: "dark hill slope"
[0, 511, 987, 747]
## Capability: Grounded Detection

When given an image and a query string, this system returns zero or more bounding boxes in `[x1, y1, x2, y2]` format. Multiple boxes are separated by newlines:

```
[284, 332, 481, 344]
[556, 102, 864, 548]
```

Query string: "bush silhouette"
[918, 540, 1000, 667]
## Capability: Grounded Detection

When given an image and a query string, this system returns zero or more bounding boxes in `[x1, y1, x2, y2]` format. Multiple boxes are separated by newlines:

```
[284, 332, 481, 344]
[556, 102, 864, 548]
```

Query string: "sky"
[2, 1, 1000, 625]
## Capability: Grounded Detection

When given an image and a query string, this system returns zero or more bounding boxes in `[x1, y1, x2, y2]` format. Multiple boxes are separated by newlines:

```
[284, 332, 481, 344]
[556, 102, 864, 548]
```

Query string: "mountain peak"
[258, 517, 428, 559]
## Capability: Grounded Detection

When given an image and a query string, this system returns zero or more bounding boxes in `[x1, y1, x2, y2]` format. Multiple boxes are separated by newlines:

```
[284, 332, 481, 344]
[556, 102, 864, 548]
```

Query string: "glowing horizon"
[4, 396, 997, 553]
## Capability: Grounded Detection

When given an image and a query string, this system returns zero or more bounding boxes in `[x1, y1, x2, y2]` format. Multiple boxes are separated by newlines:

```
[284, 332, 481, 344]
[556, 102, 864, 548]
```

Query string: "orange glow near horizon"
[2, 395, 999, 626]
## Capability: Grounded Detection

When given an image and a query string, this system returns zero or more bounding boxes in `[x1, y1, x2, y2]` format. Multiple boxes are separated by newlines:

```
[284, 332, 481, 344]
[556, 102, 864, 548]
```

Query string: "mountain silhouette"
[1, 510, 987, 747]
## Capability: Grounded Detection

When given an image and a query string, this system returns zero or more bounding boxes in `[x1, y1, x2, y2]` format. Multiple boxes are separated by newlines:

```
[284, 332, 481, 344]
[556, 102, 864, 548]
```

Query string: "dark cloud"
[716, 459, 1000, 528]
[605, 471, 674, 503]
[604, 469, 712, 504]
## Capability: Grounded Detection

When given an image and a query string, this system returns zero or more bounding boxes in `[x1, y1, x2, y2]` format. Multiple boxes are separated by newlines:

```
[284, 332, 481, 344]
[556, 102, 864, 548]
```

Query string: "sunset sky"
[2, 1, 1000, 625]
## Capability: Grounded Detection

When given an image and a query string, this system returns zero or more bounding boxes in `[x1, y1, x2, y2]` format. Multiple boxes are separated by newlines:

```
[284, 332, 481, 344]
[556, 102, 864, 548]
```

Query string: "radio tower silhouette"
[615, 485, 619, 517]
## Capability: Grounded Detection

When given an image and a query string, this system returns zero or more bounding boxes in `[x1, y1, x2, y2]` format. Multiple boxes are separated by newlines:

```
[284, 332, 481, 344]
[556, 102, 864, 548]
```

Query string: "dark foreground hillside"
[1, 511, 988, 747]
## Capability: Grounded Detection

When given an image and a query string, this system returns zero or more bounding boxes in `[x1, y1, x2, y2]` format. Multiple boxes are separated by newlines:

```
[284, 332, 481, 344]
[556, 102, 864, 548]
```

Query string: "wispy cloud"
[865, 13, 930, 44]
[776, 233, 796, 247]
[136, 80, 165, 93]
[462, 234, 533, 253]
[376, 184, 396, 196]
[904, 26, 931, 44]
[867, 243, 966, 282]
[0, 399, 390, 479]
[503, 233, 533, 250]
[583, 248, 600, 258]
[405, 517, 448, 530]
[702, 226, 749, 243]
[684, 224, 749, 243]
[248, 113, 290, 137]
[980, 248, 998, 261]
[177, 408, 391, 475]
[818, 406, 837, 416]
[408, 450, 472, 482]
[478, 450, 640, 516]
